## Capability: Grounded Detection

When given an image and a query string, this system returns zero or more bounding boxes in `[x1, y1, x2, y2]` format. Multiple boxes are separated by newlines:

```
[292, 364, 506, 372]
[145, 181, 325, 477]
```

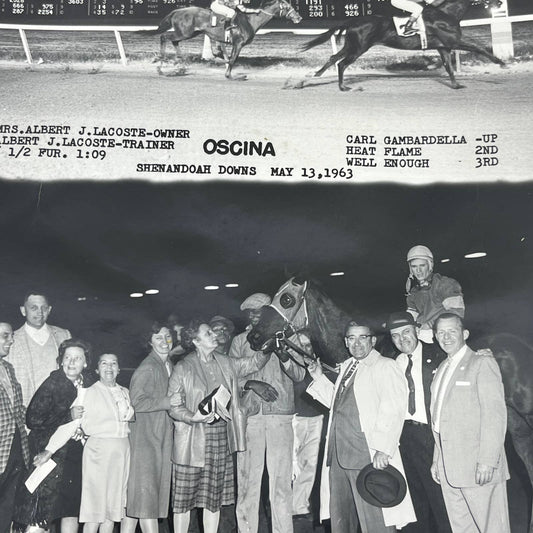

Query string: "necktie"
[405, 354, 416, 415]
[339, 359, 358, 393]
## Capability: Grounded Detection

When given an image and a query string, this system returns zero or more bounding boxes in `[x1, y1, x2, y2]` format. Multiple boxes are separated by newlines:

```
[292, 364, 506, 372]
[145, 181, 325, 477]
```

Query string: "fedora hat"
[356, 464, 407, 508]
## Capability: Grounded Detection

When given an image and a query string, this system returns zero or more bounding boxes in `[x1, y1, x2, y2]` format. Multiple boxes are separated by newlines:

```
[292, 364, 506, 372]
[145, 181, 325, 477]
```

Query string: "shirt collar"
[446, 343, 468, 364]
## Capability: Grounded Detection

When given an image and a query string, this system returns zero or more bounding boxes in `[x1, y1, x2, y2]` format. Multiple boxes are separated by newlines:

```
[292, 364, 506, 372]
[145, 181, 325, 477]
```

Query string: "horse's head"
[263, 0, 302, 23]
[247, 276, 308, 352]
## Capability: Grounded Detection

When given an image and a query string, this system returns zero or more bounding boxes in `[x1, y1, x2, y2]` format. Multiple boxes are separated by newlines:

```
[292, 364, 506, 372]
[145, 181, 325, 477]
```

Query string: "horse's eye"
[280, 293, 296, 309]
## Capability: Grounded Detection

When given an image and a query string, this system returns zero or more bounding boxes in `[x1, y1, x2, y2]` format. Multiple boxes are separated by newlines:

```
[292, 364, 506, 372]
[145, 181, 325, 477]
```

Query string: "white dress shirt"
[432, 344, 468, 433]
[24, 322, 51, 346]
[396, 342, 428, 424]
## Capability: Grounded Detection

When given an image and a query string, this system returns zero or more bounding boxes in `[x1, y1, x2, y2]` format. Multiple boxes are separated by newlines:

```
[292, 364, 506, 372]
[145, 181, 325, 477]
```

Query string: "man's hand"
[70, 405, 84, 420]
[245, 380, 279, 402]
[274, 348, 290, 363]
[307, 358, 323, 380]
[475, 348, 494, 358]
[475, 463, 495, 485]
[430, 461, 440, 484]
[372, 451, 390, 470]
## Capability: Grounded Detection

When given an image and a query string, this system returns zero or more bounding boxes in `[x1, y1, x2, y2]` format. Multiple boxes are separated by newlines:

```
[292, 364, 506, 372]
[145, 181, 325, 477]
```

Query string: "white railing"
[1, 13, 531, 66]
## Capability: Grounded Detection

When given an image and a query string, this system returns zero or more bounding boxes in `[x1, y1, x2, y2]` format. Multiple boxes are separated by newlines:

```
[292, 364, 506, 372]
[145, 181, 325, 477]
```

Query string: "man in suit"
[387, 311, 451, 533]
[430, 313, 510, 533]
[307, 320, 416, 533]
[0, 322, 30, 533]
[6, 293, 71, 406]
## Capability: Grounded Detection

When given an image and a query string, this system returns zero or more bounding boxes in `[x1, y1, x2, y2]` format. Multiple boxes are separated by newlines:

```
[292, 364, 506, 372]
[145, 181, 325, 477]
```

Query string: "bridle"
[257, 1, 299, 19]
[263, 280, 336, 372]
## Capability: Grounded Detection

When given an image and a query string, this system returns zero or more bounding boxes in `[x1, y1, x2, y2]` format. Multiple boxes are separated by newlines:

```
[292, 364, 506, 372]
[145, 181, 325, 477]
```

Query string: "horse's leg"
[314, 49, 348, 78]
[437, 47, 464, 89]
[171, 41, 181, 64]
[336, 53, 360, 91]
[225, 40, 244, 80]
[507, 406, 533, 533]
[455, 39, 506, 67]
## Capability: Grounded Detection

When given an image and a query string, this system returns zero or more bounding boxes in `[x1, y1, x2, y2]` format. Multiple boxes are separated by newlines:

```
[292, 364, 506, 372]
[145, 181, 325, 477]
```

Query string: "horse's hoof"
[151, 56, 161, 64]
[230, 74, 247, 81]
[339, 85, 352, 92]
[283, 79, 304, 90]
[500, 62, 508, 69]
[452, 83, 466, 89]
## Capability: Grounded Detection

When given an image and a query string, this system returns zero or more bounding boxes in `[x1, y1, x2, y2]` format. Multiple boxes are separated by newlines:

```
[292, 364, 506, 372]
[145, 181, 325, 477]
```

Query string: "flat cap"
[209, 315, 235, 334]
[240, 293, 272, 311]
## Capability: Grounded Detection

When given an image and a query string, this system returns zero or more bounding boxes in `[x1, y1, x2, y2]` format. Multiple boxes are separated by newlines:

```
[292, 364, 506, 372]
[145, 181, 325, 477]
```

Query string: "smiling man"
[387, 312, 450, 533]
[307, 320, 415, 533]
[430, 313, 510, 533]
[6, 293, 71, 406]
[405, 245, 465, 343]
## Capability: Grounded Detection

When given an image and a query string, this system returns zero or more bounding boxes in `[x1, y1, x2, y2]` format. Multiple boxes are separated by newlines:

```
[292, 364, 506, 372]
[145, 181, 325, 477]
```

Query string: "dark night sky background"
[1, 179, 532, 368]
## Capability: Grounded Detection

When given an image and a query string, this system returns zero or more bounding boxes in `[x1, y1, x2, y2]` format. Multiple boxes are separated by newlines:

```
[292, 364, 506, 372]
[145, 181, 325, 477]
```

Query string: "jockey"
[391, 0, 434, 35]
[210, 0, 261, 36]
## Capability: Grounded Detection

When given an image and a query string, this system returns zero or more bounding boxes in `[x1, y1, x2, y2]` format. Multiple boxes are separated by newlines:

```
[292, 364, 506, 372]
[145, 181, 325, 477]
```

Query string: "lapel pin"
[432, 369, 437, 374]
[460, 366, 465, 370]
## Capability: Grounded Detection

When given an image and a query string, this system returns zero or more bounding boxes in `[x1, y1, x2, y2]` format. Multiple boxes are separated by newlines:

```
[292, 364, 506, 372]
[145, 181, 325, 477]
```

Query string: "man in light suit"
[0, 322, 30, 533]
[6, 293, 71, 406]
[387, 311, 451, 533]
[430, 313, 510, 533]
[307, 320, 416, 533]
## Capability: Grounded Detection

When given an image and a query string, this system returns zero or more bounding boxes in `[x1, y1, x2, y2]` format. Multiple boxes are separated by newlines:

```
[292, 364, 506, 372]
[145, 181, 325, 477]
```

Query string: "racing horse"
[138, 0, 301, 80]
[248, 277, 533, 531]
[300, 0, 504, 91]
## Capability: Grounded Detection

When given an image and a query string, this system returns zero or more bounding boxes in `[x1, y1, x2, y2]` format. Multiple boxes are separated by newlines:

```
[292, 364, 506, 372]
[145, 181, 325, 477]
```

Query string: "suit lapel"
[441, 348, 474, 408]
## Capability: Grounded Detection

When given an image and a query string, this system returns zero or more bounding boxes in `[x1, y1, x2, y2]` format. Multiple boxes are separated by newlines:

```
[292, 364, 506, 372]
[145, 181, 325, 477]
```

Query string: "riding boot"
[225, 15, 236, 43]
[402, 15, 418, 36]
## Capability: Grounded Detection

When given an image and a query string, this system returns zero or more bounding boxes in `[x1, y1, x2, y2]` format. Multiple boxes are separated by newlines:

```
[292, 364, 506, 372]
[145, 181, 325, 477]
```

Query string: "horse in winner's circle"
[300, 0, 504, 91]
[248, 277, 533, 531]
[138, 0, 301, 80]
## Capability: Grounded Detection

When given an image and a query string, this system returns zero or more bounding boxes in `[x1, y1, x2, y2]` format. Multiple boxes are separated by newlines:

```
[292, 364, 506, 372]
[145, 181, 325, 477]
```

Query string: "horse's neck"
[247, 9, 275, 32]
[434, 0, 470, 20]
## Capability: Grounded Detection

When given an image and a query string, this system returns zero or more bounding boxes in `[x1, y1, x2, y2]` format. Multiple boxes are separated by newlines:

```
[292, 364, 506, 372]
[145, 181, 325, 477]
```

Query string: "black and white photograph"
[1, 0, 533, 531]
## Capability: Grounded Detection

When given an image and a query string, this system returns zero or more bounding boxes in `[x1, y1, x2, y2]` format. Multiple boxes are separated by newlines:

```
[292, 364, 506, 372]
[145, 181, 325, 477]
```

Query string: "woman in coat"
[79, 353, 134, 533]
[123, 322, 176, 533]
[168, 319, 270, 533]
[14, 338, 93, 533]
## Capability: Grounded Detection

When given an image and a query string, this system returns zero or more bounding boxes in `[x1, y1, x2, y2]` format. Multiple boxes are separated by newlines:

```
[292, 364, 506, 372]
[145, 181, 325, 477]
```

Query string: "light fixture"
[464, 252, 487, 259]
[225, 283, 239, 288]
[130, 292, 144, 298]
[145, 289, 159, 295]
[204, 285, 220, 291]
[441, 258, 450, 263]
[77, 297, 87, 301]
[330, 272, 345, 277]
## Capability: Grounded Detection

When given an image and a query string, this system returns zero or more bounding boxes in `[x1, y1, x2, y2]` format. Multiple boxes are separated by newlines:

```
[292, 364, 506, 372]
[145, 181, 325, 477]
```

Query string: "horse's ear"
[292, 275, 307, 285]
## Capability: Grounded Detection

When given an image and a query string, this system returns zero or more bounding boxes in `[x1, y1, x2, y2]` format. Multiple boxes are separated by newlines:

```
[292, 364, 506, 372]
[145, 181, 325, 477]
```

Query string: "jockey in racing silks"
[405, 245, 465, 343]
[210, 0, 261, 38]
[391, 0, 435, 35]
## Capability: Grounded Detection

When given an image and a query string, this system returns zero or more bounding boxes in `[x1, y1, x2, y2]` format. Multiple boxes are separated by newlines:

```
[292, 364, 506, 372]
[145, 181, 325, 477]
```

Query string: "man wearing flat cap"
[307, 320, 416, 533]
[387, 311, 451, 533]
[230, 293, 305, 533]
[209, 316, 235, 356]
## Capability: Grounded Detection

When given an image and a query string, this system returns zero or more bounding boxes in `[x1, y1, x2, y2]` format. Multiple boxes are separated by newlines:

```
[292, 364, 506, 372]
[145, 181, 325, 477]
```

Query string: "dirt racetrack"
[0, 19, 532, 182]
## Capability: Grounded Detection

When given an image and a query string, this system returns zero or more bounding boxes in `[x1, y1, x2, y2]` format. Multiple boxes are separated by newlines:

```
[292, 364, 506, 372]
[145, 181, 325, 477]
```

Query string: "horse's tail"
[137, 11, 175, 36]
[300, 24, 347, 52]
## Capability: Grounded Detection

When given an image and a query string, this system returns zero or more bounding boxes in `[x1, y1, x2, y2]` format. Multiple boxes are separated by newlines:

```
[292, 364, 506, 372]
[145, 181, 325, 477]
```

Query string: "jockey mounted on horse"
[210, 0, 261, 41]
[391, 0, 435, 35]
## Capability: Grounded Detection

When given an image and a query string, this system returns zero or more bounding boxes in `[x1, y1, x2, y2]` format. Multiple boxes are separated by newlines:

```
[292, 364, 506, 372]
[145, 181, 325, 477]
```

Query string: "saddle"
[393, 16, 428, 49]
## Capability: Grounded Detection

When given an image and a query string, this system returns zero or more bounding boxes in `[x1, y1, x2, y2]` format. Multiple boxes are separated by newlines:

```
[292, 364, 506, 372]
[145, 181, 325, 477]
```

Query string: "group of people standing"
[0, 243, 510, 533]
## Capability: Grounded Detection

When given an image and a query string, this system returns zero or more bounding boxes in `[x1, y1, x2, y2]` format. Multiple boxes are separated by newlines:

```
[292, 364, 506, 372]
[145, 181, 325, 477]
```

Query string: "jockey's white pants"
[391, 0, 424, 17]
[210, 1, 236, 18]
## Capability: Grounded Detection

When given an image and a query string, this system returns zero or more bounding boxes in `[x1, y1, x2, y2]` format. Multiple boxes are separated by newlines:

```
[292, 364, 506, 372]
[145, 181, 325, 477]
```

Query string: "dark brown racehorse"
[138, 0, 301, 79]
[301, 0, 504, 91]
[248, 277, 533, 531]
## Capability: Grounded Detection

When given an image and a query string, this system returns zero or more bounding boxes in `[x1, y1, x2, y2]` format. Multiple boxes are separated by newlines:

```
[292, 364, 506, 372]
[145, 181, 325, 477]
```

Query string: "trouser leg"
[265, 415, 294, 533]
[461, 481, 510, 533]
[236, 416, 266, 533]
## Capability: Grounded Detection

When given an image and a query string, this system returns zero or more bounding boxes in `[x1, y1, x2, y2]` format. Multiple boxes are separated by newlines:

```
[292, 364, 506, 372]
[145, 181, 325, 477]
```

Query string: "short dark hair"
[181, 319, 207, 351]
[344, 320, 374, 337]
[433, 312, 465, 333]
[23, 292, 50, 306]
[143, 321, 171, 349]
[57, 338, 92, 367]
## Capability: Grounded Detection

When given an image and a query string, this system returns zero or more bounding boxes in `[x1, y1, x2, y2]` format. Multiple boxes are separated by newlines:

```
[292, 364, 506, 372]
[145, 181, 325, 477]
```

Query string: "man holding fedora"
[430, 313, 510, 533]
[307, 320, 416, 533]
[386, 312, 451, 533]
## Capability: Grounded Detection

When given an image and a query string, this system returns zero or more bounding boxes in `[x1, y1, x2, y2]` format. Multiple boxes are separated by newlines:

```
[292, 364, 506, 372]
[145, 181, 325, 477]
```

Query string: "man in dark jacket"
[387, 312, 451, 533]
